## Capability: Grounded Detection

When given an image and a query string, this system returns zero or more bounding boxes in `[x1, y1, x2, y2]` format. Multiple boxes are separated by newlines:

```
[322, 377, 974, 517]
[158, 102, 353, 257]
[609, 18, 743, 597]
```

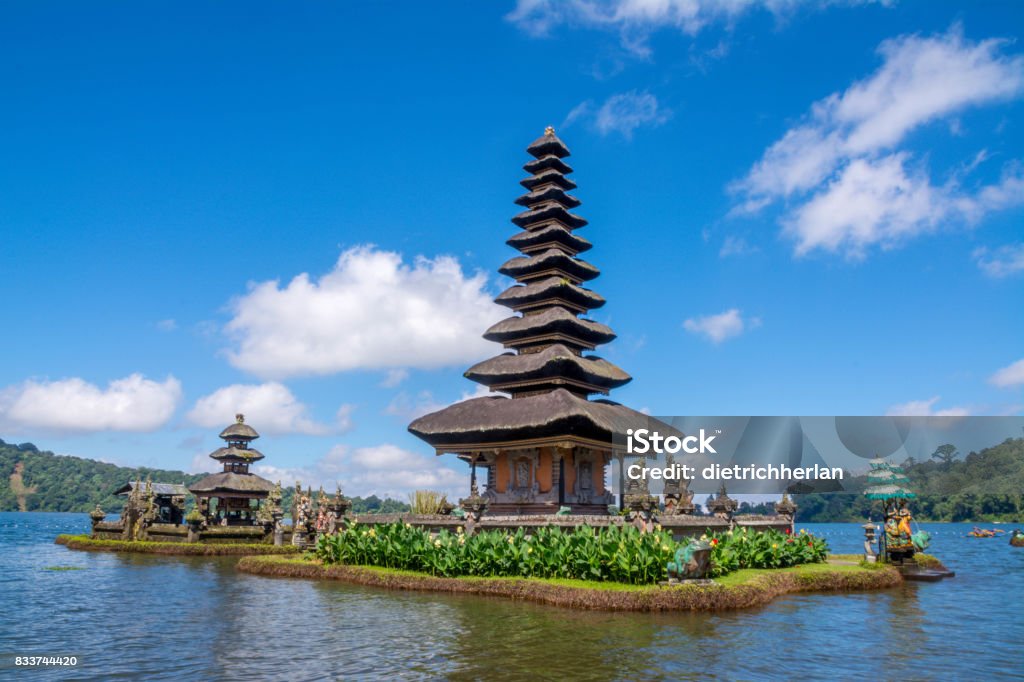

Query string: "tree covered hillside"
[0, 438, 411, 514]
[0, 439, 203, 512]
[797, 437, 1024, 523]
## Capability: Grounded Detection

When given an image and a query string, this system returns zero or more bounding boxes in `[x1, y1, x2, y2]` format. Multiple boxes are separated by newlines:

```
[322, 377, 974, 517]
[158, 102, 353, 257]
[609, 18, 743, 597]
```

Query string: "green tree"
[931, 443, 959, 470]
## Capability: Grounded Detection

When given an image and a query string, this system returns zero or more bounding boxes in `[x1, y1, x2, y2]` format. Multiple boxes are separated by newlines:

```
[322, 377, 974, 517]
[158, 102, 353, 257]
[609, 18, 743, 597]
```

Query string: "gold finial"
[236, 413, 244, 423]
[544, 126, 555, 136]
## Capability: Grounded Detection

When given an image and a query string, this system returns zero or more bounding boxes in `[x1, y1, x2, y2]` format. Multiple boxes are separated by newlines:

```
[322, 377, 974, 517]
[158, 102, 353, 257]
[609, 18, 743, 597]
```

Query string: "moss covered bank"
[235, 554, 904, 612]
[55, 534, 300, 556]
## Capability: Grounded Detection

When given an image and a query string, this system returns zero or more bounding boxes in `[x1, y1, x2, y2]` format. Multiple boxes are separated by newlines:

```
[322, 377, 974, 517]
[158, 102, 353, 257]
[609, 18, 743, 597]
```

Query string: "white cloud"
[565, 91, 670, 139]
[990, 359, 1024, 389]
[386, 384, 494, 421]
[380, 368, 410, 388]
[719, 235, 758, 257]
[254, 443, 468, 499]
[156, 319, 177, 332]
[187, 382, 351, 436]
[886, 396, 970, 417]
[0, 374, 181, 433]
[683, 308, 759, 343]
[733, 26, 1024, 257]
[974, 243, 1024, 278]
[507, 0, 886, 56]
[224, 246, 503, 379]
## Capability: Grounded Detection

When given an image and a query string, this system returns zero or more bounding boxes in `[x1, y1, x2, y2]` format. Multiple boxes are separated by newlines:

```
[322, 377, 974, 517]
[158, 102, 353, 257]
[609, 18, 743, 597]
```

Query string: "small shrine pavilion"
[409, 128, 656, 515]
[188, 414, 275, 526]
[113, 480, 189, 525]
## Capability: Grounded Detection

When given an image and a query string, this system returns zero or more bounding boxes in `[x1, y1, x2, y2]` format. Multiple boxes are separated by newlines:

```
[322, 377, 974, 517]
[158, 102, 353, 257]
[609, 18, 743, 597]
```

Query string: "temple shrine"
[188, 414, 276, 526]
[409, 128, 655, 515]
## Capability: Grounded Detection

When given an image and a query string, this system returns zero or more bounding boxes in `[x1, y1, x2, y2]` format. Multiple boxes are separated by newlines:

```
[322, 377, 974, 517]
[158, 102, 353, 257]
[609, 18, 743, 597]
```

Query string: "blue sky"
[1, 1, 1022, 498]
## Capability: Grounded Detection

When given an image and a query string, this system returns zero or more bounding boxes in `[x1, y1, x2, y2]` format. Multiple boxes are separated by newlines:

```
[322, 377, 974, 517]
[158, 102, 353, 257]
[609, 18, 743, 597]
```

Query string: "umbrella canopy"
[864, 484, 917, 500]
[867, 468, 910, 485]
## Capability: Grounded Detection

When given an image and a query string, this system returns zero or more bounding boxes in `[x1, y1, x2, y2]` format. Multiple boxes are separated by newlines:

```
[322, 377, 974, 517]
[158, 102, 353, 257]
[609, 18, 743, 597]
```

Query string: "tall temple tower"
[409, 128, 654, 515]
[189, 414, 276, 525]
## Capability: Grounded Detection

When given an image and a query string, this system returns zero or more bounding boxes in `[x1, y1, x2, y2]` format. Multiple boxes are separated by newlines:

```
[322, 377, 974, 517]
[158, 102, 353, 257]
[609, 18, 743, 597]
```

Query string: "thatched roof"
[515, 185, 580, 209]
[219, 416, 259, 441]
[527, 130, 570, 158]
[465, 344, 631, 392]
[409, 388, 668, 449]
[208, 446, 265, 463]
[189, 471, 275, 495]
[499, 248, 599, 283]
[507, 225, 591, 255]
[523, 154, 573, 175]
[520, 169, 577, 191]
[115, 481, 189, 497]
[484, 308, 616, 348]
[512, 203, 588, 230]
[495, 276, 605, 311]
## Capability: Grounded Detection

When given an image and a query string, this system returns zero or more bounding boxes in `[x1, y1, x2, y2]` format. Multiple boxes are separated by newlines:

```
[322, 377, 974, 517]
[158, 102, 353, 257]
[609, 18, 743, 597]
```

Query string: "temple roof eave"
[495, 276, 606, 311]
[464, 345, 631, 390]
[188, 471, 276, 495]
[408, 389, 676, 448]
[483, 309, 616, 346]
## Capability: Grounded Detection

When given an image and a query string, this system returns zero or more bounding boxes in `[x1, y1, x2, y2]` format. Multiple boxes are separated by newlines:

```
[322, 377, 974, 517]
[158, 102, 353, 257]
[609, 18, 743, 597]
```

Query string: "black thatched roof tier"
[495, 276, 605, 312]
[506, 225, 592, 255]
[465, 344, 631, 393]
[514, 185, 581, 209]
[208, 446, 265, 463]
[484, 308, 616, 348]
[499, 248, 599, 283]
[115, 481, 189, 497]
[409, 388, 659, 449]
[523, 154, 573, 175]
[527, 129, 570, 159]
[189, 471, 275, 495]
[220, 419, 259, 441]
[512, 203, 588, 230]
[520, 169, 577, 191]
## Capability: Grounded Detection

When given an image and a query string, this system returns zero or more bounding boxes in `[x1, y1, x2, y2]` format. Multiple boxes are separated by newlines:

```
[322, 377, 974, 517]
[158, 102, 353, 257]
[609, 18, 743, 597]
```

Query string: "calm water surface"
[1, 513, 1021, 681]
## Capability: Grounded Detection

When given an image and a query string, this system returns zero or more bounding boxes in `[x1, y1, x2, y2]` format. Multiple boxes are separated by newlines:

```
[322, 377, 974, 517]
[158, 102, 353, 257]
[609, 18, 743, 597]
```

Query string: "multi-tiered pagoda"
[409, 127, 654, 515]
[189, 414, 275, 525]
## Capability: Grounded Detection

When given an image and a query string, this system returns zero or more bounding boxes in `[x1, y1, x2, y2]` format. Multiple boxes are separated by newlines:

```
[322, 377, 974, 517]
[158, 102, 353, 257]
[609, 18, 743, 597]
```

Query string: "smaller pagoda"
[189, 414, 275, 526]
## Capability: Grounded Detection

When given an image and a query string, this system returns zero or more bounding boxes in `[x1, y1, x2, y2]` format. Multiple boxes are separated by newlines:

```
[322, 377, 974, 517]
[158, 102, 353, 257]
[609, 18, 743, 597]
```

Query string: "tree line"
[795, 437, 1024, 522]
[0, 439, 409, 514]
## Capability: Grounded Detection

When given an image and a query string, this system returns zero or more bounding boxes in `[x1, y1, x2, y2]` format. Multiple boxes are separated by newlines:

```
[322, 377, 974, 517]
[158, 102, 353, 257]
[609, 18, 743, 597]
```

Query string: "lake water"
[1, 513, 1021, 681]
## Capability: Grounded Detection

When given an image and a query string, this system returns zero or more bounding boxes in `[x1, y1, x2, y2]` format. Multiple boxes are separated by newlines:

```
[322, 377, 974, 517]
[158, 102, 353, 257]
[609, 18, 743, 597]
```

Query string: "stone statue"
[666, 540, 712, 581]
[662, 454, 695, 516]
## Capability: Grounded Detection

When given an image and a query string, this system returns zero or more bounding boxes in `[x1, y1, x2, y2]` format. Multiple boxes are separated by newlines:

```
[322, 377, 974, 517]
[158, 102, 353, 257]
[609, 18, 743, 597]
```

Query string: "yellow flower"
[508, 536, 514, 544]
[456, 526, 464, 534]
[527, 547, 533, 554]
[654, 523, 662, 531]
[458, 535, 465, 545]
[700, 534, 708, 541]
[726, 530, 733, 536]
[662, 545, 671, 552]
[434, 539, 442, 547]
[404, 522, 412, 529]
[772, 543, 778, 549]
[368, 528, 376, 537]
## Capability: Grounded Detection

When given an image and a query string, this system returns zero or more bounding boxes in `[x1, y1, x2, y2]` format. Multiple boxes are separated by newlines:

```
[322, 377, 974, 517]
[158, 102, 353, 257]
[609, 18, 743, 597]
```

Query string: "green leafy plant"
[314, 522, 829, 585]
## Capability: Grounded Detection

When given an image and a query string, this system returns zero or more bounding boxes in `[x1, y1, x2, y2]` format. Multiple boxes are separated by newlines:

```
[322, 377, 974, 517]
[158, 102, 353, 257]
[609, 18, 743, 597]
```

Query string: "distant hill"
[0, 438, 410, 514]
[796, 437, 1024, 523]
[0, 439, 204, 512]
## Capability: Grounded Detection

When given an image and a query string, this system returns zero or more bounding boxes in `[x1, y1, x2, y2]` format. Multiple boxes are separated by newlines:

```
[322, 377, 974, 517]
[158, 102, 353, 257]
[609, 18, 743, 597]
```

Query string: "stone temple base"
[486, 502, 611, 516]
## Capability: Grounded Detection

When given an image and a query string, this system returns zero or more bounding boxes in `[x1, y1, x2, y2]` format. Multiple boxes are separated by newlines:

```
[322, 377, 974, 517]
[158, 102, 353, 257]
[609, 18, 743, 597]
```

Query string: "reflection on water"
[1, 514, 1021, 681]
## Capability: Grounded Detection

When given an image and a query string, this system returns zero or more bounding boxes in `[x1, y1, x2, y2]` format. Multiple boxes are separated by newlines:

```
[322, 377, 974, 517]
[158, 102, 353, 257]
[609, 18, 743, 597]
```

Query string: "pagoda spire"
[466, 127, 631, 397]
